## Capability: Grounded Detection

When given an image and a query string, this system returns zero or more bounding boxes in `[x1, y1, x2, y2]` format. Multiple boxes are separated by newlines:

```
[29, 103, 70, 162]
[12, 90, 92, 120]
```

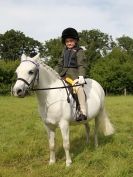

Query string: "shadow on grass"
[56, 132, 114, 160]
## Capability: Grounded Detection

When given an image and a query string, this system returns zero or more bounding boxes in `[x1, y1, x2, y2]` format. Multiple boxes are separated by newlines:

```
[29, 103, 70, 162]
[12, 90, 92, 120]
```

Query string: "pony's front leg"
[59, 120, 72, 167]
[46, 126, 56, 164]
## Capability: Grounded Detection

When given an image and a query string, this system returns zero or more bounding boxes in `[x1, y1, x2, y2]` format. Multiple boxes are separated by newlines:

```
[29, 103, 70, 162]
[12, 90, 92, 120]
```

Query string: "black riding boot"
[76, 113, 87, 121]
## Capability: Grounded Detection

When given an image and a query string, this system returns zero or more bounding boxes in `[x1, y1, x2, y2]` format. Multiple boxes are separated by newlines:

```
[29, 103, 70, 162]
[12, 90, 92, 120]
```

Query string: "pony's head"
[13, 53, 40, 97]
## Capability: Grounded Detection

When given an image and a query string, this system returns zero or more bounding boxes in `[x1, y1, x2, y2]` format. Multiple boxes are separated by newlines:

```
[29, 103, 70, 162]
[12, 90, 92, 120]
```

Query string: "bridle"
[16, 59, 84, 93]
[17, 60, 39, 90]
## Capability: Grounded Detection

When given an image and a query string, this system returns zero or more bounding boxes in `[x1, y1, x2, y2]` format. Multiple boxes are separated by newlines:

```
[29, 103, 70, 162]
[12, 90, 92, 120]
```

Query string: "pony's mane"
[39, 58, 61, 79]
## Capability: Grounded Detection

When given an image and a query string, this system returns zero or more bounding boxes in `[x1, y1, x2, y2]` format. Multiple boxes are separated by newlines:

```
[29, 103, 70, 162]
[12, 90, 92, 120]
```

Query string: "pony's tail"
[97, 107, 115, 136]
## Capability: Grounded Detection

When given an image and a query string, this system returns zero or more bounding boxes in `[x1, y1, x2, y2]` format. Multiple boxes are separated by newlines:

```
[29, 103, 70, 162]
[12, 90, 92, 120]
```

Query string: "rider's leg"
[76, 86, 87, 121]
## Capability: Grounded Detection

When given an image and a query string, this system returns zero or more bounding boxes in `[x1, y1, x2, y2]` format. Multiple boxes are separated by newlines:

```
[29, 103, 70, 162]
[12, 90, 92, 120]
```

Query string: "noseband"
[17, 60, 39, 89]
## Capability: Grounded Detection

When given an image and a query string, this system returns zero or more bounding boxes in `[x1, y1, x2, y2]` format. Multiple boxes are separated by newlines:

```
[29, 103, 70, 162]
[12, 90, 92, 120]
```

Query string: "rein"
[16, 59, 83, 92]
[31, 83, 83, 91]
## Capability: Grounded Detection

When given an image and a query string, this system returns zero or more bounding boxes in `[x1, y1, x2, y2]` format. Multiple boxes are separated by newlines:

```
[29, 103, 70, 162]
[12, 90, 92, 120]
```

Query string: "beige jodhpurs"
[65, 77, 87, 116]
[77, 86, 87, 116]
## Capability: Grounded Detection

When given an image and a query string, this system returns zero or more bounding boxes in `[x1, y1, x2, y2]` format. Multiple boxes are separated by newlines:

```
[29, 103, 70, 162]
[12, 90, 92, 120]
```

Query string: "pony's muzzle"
[16, 88, 23, 96]
[13, 84, 27, 98]
[13, 88, 24, 97]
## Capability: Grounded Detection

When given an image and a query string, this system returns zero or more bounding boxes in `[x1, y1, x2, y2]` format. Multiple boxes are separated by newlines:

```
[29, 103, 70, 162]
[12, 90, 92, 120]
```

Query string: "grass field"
[0, 96, 133, 177]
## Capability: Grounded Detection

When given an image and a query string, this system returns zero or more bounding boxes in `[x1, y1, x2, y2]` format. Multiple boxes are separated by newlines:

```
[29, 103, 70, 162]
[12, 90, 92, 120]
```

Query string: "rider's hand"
[78, 76, 85, 84]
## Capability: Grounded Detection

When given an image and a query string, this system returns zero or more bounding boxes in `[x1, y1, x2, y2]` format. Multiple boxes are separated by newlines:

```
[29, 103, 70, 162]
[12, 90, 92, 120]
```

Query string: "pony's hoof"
[94, 143, 98, 148]
[49, 160, 56, 165]
[66, 160, 72, 167]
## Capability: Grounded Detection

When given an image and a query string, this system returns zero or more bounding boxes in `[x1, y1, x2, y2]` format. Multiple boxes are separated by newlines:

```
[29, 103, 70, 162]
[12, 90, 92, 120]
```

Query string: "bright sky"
[0, 0, 133, 42]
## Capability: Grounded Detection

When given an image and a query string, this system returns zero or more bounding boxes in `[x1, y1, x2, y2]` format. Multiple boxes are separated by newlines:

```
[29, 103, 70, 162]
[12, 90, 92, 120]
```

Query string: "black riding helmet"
[61, 28, 79, 43]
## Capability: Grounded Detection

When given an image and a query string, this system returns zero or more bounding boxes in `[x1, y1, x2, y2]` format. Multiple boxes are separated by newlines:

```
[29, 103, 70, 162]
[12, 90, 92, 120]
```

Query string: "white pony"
[13, 54, 114, 166]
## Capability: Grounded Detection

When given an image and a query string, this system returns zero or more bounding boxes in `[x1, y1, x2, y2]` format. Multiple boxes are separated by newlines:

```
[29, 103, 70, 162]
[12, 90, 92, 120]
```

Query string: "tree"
[79, 29, 116, 76]
[90, 48, 133, 94]
[117, 36, 133, 56]
[0, 29, 43, 60]
[43, 38, 63, 68]
[79, 29, 116, 59]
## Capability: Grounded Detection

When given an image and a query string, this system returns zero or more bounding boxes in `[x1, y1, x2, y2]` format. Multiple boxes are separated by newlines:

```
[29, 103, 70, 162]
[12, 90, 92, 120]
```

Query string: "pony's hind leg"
[84, 122, 90, 144]
[97, 107, 115, 136]
[94, 107, 115, 148]
[59, 120, 72, 167]
[94, 117, 99, 148]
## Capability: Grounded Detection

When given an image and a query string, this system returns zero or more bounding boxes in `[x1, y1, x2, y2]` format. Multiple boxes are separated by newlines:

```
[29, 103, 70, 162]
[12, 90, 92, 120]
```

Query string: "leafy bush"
[90, 48, 133, 94]
[0, 60, 20, 94]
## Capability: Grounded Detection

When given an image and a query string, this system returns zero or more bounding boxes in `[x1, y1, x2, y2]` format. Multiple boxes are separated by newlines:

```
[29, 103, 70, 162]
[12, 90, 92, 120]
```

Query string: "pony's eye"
[29, 70, 34, 75]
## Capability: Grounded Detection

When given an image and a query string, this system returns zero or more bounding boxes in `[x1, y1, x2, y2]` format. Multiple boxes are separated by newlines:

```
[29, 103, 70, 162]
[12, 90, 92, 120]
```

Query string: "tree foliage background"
[0, 29, 44, 60]
[0, 29, 133, 94]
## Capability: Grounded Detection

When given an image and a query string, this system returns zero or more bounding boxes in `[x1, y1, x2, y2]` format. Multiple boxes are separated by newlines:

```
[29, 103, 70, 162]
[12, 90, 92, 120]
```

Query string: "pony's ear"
[21, 54, 27, 61]
[33, 53, 40, 61]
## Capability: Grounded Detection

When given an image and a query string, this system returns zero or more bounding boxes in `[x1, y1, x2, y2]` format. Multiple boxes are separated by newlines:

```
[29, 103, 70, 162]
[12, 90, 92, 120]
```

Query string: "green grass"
[0, 96, 133, 177]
